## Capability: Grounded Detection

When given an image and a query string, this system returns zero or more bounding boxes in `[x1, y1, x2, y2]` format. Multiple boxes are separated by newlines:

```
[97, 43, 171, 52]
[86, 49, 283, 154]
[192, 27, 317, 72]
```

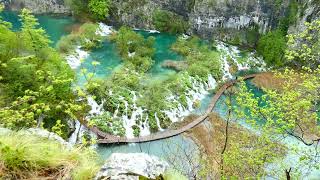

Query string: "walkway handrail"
[82, 74, 259, 144]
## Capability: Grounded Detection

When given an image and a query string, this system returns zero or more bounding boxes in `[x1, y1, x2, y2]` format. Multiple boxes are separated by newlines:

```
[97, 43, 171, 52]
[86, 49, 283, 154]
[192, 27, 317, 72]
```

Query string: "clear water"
[76, 41, 123, 84]
[97, 135, 199, 165]
[0, 11, 76, 45]
[139, 31, 183, 75]
[1, 12, 200, 173]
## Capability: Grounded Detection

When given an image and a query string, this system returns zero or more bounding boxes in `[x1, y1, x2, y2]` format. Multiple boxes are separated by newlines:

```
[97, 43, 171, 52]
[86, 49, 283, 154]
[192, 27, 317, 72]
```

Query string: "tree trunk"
[285, 168, 291, 180]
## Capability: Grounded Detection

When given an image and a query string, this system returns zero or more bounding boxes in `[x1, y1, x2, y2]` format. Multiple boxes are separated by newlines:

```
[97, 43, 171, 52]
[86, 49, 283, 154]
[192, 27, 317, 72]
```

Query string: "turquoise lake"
[1, 11, 77, 45]
[0, 11, 200, 170]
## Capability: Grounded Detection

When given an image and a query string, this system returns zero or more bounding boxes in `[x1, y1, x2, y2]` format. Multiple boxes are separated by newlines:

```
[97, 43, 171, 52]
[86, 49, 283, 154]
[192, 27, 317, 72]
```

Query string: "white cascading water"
[68, 120, 81, 145]
[68, 97, 103, 145]
[207, 74, 217, 89]
[148, 30, 160, 34]
[66, 46, 89, 69]
[216, 40, 266, 81]
[87, 96, 104, 115]
[113, 92, 151, 138]
[96, 23, 113, 36]
[163, 74, 217, 123]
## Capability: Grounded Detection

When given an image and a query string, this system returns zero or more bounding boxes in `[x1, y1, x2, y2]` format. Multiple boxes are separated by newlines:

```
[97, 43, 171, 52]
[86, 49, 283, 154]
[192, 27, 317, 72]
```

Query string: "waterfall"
[163, 74, 217, 123]
[68, 120, 81, 144]
[68, 97, 103, 145]
[118, 92, 151, 138]
[96, 23, 113, 36]
[66, 46, 89, 69]
[148, 30, 160, 34]
[216, 40, 266, 80]
[155, 113, 164, 131]
[87, 96, 103, 115]
[207, 74, 217, 89]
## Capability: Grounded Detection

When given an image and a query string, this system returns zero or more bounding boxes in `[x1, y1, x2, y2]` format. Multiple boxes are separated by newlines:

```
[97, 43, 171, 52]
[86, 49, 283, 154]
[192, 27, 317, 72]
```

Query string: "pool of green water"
[1, 11, 76, 45]
[80, 30, 183, 83]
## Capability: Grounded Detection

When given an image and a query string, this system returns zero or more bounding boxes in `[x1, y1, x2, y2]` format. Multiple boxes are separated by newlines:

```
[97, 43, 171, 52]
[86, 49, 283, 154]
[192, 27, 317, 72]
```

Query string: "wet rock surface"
[95, 153, 169, 180]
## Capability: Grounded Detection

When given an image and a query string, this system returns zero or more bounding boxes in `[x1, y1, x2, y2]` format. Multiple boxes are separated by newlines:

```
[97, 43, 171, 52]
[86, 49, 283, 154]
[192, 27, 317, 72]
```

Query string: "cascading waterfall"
[163, 74, 217, 123]
[216, 40, 266, 80]
[113, 92, 152, 138]
[68, 97, 103, 145]
[87, 96, 104, 115]
[96, 23, 113, 36]
[66, 46, 89, 69]
[67, 24, 268, 139]
[68, 120, 81, 144]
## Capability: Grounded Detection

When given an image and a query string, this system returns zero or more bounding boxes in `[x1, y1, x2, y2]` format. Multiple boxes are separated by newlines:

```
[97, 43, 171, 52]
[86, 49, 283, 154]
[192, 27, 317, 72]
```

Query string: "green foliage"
[235, 68, 320, 176]
[286, 19, 320, 69]
[152, 9, 189, 34]
[0, 131, 100, 179]
[172, 36, 222, 80]
[65, 0, 90, 17]
[19, 9, 51, 54]
[51, 120, 65, 136]
[66, 0, 110, 20]
[89, 112, 125, 136]
[0, 9, 87, 138]
[257, 30, 286, 67]
[88, 0, 111, 20]
[56, 34, 78, 54]
[278, 0, 299, 33]
[56, 23, 102, 55]
[109, 26, 155, 73]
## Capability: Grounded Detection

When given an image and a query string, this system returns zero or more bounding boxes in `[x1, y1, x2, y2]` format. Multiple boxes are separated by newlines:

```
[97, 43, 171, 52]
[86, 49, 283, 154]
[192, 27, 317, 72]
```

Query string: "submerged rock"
[161, 60, 188, 71]
[95, 153, 169, 180]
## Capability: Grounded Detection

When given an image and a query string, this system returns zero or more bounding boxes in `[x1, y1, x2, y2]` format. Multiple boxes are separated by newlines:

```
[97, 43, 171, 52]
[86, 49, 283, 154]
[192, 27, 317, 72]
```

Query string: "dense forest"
[0, 0, 319, 179]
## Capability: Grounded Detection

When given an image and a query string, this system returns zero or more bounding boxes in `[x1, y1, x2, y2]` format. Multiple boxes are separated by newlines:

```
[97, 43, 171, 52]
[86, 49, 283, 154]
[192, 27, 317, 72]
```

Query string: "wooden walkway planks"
[83, 74, 258, 144]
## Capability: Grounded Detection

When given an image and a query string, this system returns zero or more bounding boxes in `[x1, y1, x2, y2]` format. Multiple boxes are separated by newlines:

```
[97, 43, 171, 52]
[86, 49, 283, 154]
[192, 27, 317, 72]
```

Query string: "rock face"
[2, 0, 319, 43]
[95, 153, 169, 180]
[109, 0, 320, 44]
[1, 0, 70, 14]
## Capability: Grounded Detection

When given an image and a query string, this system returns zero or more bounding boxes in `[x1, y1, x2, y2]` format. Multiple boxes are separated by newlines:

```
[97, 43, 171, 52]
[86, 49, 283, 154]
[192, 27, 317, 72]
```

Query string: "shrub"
[257, 29, 286, 67]
[152, 10, 189, 34]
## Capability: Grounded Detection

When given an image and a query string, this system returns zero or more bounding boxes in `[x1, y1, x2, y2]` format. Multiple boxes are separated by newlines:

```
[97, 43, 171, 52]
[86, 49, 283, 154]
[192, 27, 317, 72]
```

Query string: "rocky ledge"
[95, 153, 169, 180]
[1, 0, 71, 14]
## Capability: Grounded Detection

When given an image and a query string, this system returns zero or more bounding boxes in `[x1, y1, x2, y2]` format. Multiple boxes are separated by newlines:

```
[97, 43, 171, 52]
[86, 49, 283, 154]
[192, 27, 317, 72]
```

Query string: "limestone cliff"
[2, 0, 319, 44]
[108, 0, 320, 45]
[1, 0, 70, 14]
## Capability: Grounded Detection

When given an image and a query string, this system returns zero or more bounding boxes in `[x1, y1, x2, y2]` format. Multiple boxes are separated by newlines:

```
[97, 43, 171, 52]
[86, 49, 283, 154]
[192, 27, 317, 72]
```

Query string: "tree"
[88, 0, 110, 21]
[0, 9, 87, 138]
[19, 9, 51, 55]
[257, 29, 287, 67]
[286, 19, 320, 69]
[235, 68, 320, 178]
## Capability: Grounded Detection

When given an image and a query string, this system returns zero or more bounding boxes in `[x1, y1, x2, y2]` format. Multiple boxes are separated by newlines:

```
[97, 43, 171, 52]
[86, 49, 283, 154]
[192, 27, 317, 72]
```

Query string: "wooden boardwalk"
[83, 74, 258, 144]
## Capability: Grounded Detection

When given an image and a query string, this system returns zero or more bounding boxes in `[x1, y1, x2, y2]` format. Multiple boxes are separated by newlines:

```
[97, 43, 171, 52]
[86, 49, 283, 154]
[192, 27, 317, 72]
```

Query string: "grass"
[0, 131, 101, 179]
